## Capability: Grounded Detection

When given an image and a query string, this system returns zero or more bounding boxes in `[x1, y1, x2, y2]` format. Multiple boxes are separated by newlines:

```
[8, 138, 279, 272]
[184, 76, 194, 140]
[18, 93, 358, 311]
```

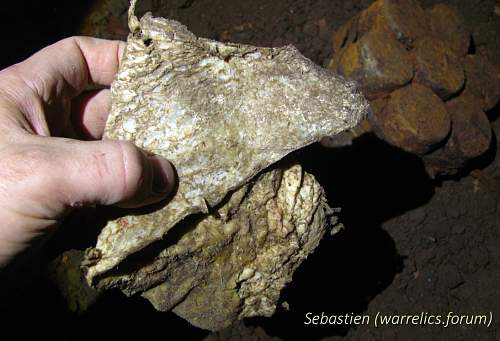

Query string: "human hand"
[0, 37, 176, 267]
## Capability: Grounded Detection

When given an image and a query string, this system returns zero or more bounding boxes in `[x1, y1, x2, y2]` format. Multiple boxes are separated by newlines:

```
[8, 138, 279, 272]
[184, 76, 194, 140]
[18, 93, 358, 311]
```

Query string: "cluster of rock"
[328, 0, 500, 175]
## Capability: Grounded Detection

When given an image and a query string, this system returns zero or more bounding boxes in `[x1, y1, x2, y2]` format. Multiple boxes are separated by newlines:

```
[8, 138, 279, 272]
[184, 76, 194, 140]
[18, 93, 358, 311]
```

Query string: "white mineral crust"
[82, 0, 368, 330]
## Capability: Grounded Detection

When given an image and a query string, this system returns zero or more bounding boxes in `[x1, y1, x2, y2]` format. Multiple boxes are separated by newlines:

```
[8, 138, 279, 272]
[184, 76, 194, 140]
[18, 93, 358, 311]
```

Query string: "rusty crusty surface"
[328, 0, 499, 173]
[464, 54, 500, 112]
[424, 92, 492, 174]
[369, 83, 450, 154]
[412, 36, 464, 100]
[427, 3, 469, 58]
[355, 0, 428, 48]
[329, 28, 413, 100]
[84, 1, 367, 296]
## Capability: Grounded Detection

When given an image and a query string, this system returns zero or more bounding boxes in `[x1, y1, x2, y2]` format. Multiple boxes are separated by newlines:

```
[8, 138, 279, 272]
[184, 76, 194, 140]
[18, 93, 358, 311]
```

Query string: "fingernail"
[149, 155, 175, 194]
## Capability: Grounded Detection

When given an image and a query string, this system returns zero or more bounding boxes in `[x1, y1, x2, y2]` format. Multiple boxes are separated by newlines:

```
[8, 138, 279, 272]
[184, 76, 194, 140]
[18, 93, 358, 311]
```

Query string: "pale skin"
[0, 37, 176, 267]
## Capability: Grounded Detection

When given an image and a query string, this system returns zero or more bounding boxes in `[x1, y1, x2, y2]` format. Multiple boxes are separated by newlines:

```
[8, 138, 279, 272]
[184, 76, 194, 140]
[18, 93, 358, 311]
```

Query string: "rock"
[424, 92, 492, 175]
[218, 22, 256, 43]
[427, 4, 469, 58]
[332, 19, 354, 54]
[464, 54, 500, 112]
[356, 0, 428, 49]
[370, 83, 451, 154]
[80, 0, 367, 331]
[412, 36, 464, 100]
[326, 0, 492, 177]
[329, 29, 413, 100]
[445, 93, 492, 160]
[328, 0, 427, 100]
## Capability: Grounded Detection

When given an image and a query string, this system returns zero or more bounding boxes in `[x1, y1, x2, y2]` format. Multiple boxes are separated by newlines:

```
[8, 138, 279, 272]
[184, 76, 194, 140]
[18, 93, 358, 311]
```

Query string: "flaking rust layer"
[83, 0, 367, 330]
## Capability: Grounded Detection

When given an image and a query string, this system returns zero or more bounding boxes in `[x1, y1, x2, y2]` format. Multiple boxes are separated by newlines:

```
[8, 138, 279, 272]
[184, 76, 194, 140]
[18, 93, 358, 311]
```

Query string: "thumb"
[45, 137, 176, 208]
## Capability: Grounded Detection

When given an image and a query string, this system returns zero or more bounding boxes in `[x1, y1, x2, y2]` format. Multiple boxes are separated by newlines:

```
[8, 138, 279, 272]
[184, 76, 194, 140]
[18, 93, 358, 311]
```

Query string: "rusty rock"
[464, 54, 500, 112]
[427, 4, 470, 58]
[218, 22, 256, 43]
[370, 83, 451, 154]
[332, 16, 359, 54]
[327, 0, 493, 175]
[445, 92, 492, 161]
[423, 141, 462, 177]
[412, 36, 465, 100]
[424, 92, 492, 175]
[357, 0, 428, 48]
[329, 29, 413, 100]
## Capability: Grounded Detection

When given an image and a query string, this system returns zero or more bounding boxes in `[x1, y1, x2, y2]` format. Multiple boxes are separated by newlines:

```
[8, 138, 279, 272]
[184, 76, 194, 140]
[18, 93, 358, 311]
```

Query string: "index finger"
[72, 37, 127, 87]
[6, 37, 126, 100]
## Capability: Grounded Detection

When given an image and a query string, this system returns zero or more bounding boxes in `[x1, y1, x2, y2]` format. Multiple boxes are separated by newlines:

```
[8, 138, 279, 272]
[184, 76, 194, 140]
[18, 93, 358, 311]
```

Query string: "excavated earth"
[1, 0, 499, 340]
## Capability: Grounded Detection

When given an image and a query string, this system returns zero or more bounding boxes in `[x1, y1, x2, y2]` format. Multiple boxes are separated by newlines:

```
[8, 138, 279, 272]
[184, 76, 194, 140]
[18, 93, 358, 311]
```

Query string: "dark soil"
[136, 0, 374, 66]
[1, 0, 499, 340]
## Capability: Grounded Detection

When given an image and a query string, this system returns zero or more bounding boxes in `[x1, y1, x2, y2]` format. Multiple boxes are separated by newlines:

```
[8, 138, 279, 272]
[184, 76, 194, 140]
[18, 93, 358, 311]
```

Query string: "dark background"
[0, 1, 92, 69]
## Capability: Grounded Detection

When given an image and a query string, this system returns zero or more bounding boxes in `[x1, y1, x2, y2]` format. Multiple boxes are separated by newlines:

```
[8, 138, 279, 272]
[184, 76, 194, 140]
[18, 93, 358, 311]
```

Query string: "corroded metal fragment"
[79, 0, 367, 330]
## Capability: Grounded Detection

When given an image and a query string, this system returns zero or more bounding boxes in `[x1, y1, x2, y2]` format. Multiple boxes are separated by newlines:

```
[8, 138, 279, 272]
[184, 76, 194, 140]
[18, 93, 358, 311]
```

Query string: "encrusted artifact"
[143, 163, 334, 330]
[76, 0, 367, 330]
